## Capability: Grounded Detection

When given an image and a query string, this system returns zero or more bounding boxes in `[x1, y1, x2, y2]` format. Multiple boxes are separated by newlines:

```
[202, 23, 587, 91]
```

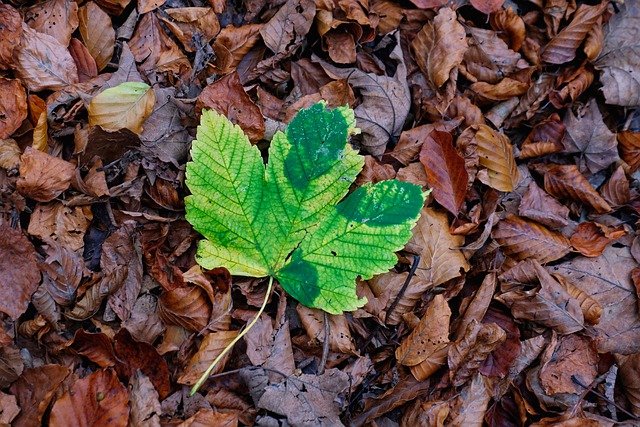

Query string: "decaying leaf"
[78, 2, 115, 71]
[0, 4, 22, 70]
[88, 82, 155, 134]
[448, 321, 506, 386]
[474, 125, 520, 192]
[177, 330, 239, 385]
[0, 78, 27, 139]
[570, 222, 626, 258]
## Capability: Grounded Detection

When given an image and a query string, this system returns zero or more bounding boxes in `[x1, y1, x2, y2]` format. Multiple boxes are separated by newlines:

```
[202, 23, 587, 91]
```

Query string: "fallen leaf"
[128, 370, 161, 427]
[499, 259, 584, 334]
[479, 307, 521, 379]
[447, 373, 491, 427]
[464, 27, 523, 84]
[618, 131, 640, 172]
[28, 202, 92, 252]
[492, 214, 571, 264]
[490, 7, 525, 51]
[211, 24, 262, 75]
[0, 4, 22, 70]
[403, 400, 449, 427]
[449, 321, 505, 387]
[24, 0, 78, 46]
[420, 130, 467, 215]
[0, 78, 27, 139]
[411, 7, 467, 89]
[570, 222, 626, 257]
[541, 2, 607, 64]
[518, 181, 570, 229]
[406, 207, 470, 286]
[9, 365, 69, 427]
[88, 82, 155, 134]
[177, 330, 239, 386]
[69, 329, 118, 368]
[518, 113, 565, 159]
[12, 24, 78, 92]
[94, 0, 130, 15]
[297, 305, 356, 354]
[259, 0, 315, 60]
[599, 165, 631, 207]
[539, 334, 597, 395]
[318, 32, 410, 157]
[617, 354, 640, 416]
[196, 72, 265, 143]
[78, 2, 115, 71]
[595, 1, 640, 106]
[49, 369, 129, 427]
[256, 368, 349, 427]
[0, 391, 20, 425]
[161, 7, 220, 53]
[470, 0, 505, 14]
[474, 125, 520, 192]
[531, 163, 612, 213]
[549, 63, 595, 109]
[562, 99, 618, 174]
[0, 138, 22, 169]
[552, 274, 602, 325]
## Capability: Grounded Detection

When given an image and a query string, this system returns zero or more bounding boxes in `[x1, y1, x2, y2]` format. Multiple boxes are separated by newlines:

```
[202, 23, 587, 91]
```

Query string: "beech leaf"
[88, 81, 155, 134]
[185, 102, 425, 314]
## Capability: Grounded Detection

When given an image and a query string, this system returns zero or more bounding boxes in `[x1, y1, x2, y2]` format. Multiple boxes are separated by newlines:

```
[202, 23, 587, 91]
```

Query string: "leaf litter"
[1, 0, 640, 426]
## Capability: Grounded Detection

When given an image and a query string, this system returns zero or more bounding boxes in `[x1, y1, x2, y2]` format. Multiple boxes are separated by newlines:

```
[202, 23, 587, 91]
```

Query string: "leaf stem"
[190, 275, 274, 396]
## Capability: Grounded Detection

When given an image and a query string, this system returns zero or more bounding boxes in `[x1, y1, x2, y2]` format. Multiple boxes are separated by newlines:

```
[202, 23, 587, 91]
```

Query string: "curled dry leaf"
[177, 330, 239, 386]
[366, 271, 432, 325]
[419, 130, 467, 215]
[470, 78, 529, 102]
[562, 99, 618, 174]
[159, 283, 214, 332]
[470, 0, 505, 14]
[69, 329, 118, 367]
[447, 373, 491, 427]
[518, 182, 570, 229]
[196, 72, 265, 143]
[492, 214, 571, 264]
[39, 241, 85, 306]
[0, 138, 21, 169]
[396, 294, 451, 380]
[78, 2, 115, 72]
[490, 7, 525, 52]
[0, 225, 41, 321]
[28, 202, 92, 252]
[549, 63, 595, 109]
[464, 27, 523, 84]
[448, 321, 506, 387]
[617, 354, 640, 416]
[531, 163, 612, 213]
[453, 273, 496, 341]
[318, 32, 410, 157]
[260, 0, 315, 59]
[211, 24, 262, 75]
[0, 78, 27, 139]
[541, 2, 607, 64]
[0, 391, 20, 425]
[519, 113, 565, 159]
[406, 207, 470, 287]
[12, 25, 78, 92]
[600, 165, 631, 207]
[474, 125, 520, 192]
[161, 7, 220, 52]
[570, 222, 626, 258]
[499, 259, 585, 334]
[391, 120, 462, 165]
[479, 307, 522, 379]
[595, 1, 640, 107]
[402, 400, 449, 427]
[552, 273, 602, 325]
[88, 82, 155, 134]
[0, 4, 22, 69]
[538, 334, 598, 395]
[411, 7, 467, 89]
[128, 370, 161, 427]
[618, 131, 640, 172]
[297, 305, 356, 354]
[49, 369, 129, 427]
[23, 0, 78, 46]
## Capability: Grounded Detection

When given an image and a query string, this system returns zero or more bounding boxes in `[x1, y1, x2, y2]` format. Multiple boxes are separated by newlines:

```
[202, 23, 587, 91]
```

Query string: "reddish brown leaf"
[448, 321, 505, 387]
[492, 214, 571, 264]
[23, 0, 78, 46]
[0, 226, 40, 321]
[470, 0, 505, 14]
[539, 335, 598, 395]
[570, 221, 626, 258]
[77, 3, 114, 72]
[552, 273, 602, 325]
[70, 329, 118, 368]
[49, 369, 129, 427]
[464, 27, 523, 84]
[490, 7, 525, 51]
[519, 113, 565, 159]
[411, 7, 467, 89]
[0, 4, 22, 70]
[549, 63, 595, 109]
[211, 24, 262, 75]
[600, 165, 631, 207]
[17, 149, 75, 203]
[128, 371, 161, 427]
[0, 78, 27, 139]
[541, 2, 608, 64]
[177, 330, 239, 386]
[479, 307, 521, 378]
[474, 125, 520, 192]
[470, 78, 529, 102]
[28, 202, 92, 252]
[532, 163, 612, 213]
[518, 182, 570, 229]
[196, 72, 265, 143]
[161, 7, 220, 53]
[9, 365, 70, 427]
[618, 131, 640, 172]
[419, 130, 467, 215]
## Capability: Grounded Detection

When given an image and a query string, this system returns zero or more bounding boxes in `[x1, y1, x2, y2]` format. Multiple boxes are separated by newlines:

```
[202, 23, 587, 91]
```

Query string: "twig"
[385, 255, 420, 323]
[318, 311, 330, 375]
[572, 376, 640, 421]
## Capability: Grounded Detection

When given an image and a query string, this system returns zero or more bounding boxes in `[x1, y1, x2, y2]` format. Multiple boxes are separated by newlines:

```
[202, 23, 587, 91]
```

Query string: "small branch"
[190, 276, 274, 395]
[385, 255, 420, 324]
[318, 311, 330, 375]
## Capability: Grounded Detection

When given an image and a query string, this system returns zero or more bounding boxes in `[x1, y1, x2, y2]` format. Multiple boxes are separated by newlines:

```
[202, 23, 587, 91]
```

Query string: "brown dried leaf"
[297, 305, 357, 354]
[519, 113, 566, 159]
[518, 182, 570, 229]
[69, 329, 118, 367]
[600, 165, 631, 207]
[28, 202, 91, 252]
[402, 400, 449, 427]
[128, 370, 161, 427]
[464, 27, 523, 84]
[212, 24, 262, 75]
[420, 130, 467, 215]
[0, 225, 41, 321]
[479, 307, 521, 378]
[49, 369, 129, 427]
[177, 330, 238, 386]
[17, 147, 75, 202]
[492, 214, 571, 264]
[196, 72, 265, 143]
[470, 0, 505, 14]
[470, 78, 529, 102]
[448, 321, 506, 386]
[396, 294, 451, 372]
[0, 4, 22, 70]
[0, 78, 27, 139]
[0, 138, 21, 169]
[532, 163, 612, 213]
[24, 0, 78, 46]
[318, 33, 410, 157]
[453, 273, 497, 341]
[407, 207, 470, 286]
[563, 99, 618, 174]
[447, 373, 491, 427]
[549, 64, 595, 109]
[618, 131, 640, 172]
[9, 365, 70, 427]
[475, 125, 520, 192]
[261, 0, 315, 59]
[411, 7, 467, 89]
[161, 7, 220, 52]
[159, 284, 212, 332]
[570, 222, 626, 257]
[541, 2, 607, 64]
[490, 6, 525, 51]
[539, 335, 597, 395]
[595, 1, 640, 107]
[0, 391, 20, 425]
[618, 354, 640, 416]
[13, 25, 78, 92]
[499, 259, 584, 334]
[78, 2, 115, 71]
[391, 120, 462, 165]
[552, 274, 602, 325]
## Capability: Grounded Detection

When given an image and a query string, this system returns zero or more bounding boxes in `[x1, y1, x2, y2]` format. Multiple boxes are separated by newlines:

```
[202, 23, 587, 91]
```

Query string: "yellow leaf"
[88, 82, 155, 134]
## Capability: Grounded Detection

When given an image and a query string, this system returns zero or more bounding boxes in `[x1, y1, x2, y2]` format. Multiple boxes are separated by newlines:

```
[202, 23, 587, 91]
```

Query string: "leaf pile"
[1, 0, 640, 425]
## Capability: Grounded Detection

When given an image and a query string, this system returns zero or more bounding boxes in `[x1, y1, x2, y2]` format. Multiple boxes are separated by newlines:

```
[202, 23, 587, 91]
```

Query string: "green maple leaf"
[185, 102, 425, 315]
